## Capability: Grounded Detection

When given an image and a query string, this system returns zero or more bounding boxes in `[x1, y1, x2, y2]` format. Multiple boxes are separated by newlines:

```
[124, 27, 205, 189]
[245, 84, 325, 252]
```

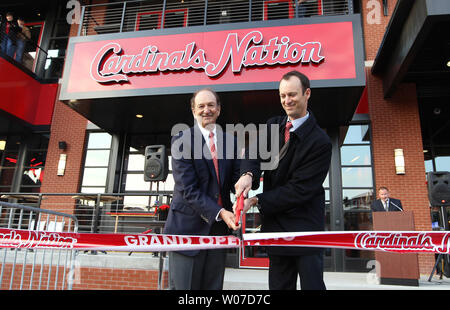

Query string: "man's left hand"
[219, 209, 239, 231]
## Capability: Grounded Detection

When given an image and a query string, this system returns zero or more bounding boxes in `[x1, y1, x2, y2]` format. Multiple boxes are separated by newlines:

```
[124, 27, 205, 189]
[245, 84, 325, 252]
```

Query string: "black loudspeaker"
[144, 145, 168, 182]
[427, 171, 450, 206]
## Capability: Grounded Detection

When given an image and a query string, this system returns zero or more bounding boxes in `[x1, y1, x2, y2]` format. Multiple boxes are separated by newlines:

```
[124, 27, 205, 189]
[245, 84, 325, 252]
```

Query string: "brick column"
[40, 96, 88, 214]
[366, 68, 434, 275]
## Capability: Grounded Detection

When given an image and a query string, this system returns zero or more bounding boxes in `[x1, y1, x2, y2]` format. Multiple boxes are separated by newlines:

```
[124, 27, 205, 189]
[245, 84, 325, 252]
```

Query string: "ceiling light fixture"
[136, 114, 144, 118]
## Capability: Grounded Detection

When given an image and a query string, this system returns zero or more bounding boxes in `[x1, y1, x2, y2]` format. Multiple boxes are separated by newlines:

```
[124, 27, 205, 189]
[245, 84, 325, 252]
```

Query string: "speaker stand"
[428, 205, 449, 281]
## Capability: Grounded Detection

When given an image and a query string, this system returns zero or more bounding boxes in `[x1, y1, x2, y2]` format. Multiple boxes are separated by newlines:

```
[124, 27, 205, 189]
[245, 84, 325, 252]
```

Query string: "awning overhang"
[372, 0, 450, 98]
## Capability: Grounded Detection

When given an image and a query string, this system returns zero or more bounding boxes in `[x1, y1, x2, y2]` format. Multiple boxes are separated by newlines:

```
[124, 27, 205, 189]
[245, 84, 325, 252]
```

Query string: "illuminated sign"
[60, 19, 362, 100]
[90, 31, 325, 83]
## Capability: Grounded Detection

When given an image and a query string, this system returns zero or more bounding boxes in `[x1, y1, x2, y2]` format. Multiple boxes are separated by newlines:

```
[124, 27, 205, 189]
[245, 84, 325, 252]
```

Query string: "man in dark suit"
[236, 71, 332, 290]
[0, 12, 19, 58]
[164, 88, 250, 290]
[370, 186, 403, 212]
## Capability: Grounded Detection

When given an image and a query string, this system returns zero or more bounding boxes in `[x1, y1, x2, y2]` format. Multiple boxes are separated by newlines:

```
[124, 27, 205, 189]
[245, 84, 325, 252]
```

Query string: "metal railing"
[79, 0, 352, 36]
[0, 193, 171, 290]
[0, 22, 61, 78]
[0, 201, 78, 290]
[0, 192, 172, 235]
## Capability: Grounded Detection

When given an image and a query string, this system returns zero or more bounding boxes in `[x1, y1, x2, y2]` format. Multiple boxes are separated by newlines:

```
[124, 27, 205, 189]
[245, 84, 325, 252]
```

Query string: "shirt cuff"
[215, 208, 225, 221]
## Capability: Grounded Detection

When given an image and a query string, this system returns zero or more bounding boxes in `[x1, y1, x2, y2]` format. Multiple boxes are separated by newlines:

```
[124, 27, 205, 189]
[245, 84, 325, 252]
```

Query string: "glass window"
[127, 154, 145, 171]
[340, 124, 375, 270]
[81, 131, 113, 193]
[422, 146, 450, 174]
[424, 159, 433, 172]
[343, 189, 373, 211]
[82, 168, 108, 186]
[341, 167, 373, 188]
[85, 150, 110, 166]
[343, 125, 370, 144]
[87, 132, 112, 149]
[435, 156, 450, 171]
[124, 173, 150, 191]
[340, 145, 371, 166]
[0, 150, 16, 191]
[0, 134, 48, 193]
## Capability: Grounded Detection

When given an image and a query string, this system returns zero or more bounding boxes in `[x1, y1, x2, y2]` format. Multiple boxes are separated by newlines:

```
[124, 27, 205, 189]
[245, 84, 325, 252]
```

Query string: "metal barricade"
[0, 201, 78, 290]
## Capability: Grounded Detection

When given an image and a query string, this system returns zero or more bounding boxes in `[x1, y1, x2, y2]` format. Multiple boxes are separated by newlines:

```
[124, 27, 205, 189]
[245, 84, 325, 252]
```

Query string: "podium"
[372, 211, 420, 286]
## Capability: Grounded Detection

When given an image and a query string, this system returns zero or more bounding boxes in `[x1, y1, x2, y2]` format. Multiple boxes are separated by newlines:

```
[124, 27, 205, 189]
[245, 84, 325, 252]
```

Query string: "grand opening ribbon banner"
[1, 228, 449, 254]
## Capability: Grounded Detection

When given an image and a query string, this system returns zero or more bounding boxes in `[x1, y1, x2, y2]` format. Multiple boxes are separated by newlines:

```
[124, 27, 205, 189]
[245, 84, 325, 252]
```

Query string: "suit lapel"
[374, 200, 382, 211]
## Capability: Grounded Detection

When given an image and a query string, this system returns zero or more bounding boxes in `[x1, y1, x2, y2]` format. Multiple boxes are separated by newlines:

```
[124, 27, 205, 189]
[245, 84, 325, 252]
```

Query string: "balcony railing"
[0, 23, 63, 80]
[78, 0, 352, 36]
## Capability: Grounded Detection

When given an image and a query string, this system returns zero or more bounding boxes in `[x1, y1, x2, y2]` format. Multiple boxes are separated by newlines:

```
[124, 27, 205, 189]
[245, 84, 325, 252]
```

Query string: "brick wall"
[72, 267, 168, 290]
[361, 0, 399, 61]
[0, 263, 168, 290]
[0, 264, 69, 290]
[361, 0, 434, 274]
[40, 97, 88, 214]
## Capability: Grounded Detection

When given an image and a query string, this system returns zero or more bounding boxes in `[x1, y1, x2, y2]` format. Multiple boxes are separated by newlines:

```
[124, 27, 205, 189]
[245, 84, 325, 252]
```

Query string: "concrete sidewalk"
[223, 268, 450, 290]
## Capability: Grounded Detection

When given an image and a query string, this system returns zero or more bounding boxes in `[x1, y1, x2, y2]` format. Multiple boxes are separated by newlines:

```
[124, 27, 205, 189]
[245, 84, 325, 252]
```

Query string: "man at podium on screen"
[370, 186, 403, 212]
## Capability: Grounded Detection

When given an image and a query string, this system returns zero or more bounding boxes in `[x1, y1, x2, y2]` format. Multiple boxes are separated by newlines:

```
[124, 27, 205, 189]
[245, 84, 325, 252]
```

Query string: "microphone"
[390, 201, 403, 211]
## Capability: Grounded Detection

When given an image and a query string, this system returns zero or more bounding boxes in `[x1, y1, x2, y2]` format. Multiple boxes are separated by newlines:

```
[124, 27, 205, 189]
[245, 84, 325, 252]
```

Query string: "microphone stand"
[390, 201, 403, 212]
[428, 205, 449, 281]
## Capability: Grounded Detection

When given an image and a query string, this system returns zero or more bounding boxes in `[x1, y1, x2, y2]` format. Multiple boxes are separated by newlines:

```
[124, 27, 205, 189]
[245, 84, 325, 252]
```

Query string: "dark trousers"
[169, 248, 227, 290]
[268, 253, 326, 290]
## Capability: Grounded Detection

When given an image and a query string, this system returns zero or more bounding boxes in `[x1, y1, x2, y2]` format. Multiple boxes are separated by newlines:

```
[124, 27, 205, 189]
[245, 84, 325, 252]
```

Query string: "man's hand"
[235, 173, 253, 198]
[233, 196, 258, 214]
[219, 209, 239, 231]
[244, 197, 258, 213]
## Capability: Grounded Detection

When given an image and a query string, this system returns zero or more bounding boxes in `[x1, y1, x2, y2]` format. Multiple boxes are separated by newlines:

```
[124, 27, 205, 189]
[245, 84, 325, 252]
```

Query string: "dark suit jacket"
[1, 19, 19, 40]
[163, 125, 241, 256]
[242, 111, 332, 256]
[370, 198, 403, 212]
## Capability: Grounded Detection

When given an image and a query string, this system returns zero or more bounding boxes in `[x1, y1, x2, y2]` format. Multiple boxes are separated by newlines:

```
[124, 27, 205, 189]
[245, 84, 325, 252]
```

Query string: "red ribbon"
[1, 228, 449, 254]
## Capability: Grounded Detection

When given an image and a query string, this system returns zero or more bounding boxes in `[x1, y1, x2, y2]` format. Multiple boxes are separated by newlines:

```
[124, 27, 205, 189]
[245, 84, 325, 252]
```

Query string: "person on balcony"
[15, 17, 31, 63]
[0, 12, 19, 59]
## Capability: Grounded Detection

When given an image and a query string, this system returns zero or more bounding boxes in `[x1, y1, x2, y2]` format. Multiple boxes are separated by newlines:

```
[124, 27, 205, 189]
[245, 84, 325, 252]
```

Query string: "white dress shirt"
[288, 112, 309, 131]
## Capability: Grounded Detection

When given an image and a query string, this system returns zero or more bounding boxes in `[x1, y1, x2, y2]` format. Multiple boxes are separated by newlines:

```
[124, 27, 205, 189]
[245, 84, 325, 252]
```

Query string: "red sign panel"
[61, 21, 358, 99]
[0, 57, 57, 126]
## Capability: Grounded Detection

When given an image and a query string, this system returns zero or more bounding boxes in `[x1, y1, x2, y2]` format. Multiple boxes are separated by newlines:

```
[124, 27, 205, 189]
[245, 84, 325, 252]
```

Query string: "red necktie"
[285, 121, 293, 143]
[209, 131, 222, 206]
